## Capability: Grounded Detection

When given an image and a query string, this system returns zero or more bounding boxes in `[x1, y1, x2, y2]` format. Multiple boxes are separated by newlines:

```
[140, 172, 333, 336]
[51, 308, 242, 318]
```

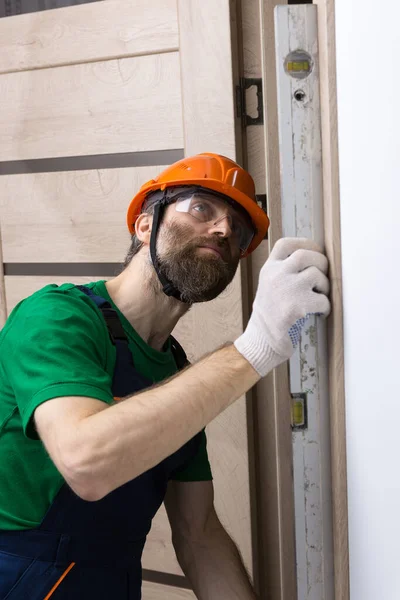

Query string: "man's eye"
[193, 203, 207, 213]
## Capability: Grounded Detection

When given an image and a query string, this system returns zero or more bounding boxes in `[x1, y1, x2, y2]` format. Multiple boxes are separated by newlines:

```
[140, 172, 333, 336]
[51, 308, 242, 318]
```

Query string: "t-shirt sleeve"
[1, 290, 114, 439]
[170, 430, 213, 482]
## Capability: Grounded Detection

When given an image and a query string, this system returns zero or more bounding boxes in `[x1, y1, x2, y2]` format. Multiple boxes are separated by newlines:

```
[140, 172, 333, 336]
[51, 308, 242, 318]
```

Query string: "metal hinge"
[236, 78, 264, 126]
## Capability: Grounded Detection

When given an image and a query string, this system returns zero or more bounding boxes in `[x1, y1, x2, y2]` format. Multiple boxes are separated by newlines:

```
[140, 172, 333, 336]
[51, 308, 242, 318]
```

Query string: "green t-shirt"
[0, 280, 212, 531]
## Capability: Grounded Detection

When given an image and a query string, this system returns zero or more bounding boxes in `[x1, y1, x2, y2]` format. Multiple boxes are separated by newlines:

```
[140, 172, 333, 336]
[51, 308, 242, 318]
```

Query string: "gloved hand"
[234, 237, 330, 377]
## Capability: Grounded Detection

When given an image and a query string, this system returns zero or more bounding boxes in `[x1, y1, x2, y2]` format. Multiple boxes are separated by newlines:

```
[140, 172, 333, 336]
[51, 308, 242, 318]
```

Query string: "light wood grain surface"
[177, 0, 237, 158]
[0, 0, 179, 75]
[314, 0, 349, 597]
[0, 167, 162, 263]
[0, 53, 183, 161]
[142, 581, 195, 600]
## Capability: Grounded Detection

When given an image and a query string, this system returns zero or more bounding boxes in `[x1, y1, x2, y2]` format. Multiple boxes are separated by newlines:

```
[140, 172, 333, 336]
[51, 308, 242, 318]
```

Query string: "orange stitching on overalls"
[43, 562, 75, 600]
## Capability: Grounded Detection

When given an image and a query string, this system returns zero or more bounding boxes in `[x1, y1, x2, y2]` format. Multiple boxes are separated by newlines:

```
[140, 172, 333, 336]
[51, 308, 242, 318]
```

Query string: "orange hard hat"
[126, 153, 270, 256]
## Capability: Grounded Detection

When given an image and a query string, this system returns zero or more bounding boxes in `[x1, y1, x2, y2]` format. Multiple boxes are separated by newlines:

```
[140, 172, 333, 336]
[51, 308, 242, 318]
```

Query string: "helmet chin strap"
[149, 199, 185, 302]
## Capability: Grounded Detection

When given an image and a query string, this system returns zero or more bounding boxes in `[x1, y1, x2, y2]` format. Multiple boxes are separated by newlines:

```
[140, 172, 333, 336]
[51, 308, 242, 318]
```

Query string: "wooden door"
[0, 1, 256, 597]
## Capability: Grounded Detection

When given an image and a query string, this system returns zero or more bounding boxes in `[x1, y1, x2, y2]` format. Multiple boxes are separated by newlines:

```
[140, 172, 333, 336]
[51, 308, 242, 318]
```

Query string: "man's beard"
[155, 220, 240, 304]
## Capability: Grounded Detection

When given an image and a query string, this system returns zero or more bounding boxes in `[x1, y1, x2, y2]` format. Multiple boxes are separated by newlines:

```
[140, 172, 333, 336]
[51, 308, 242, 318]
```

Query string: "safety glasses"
[173, 191, 255, 254]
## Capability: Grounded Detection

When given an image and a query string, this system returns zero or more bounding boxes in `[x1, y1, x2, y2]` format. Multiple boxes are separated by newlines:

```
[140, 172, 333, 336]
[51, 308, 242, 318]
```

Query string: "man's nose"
[207, 215, 233, 238]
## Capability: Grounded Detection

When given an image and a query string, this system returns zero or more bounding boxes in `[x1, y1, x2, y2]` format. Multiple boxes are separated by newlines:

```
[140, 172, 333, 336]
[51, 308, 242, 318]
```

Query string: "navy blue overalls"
[0, 286, 201, 599]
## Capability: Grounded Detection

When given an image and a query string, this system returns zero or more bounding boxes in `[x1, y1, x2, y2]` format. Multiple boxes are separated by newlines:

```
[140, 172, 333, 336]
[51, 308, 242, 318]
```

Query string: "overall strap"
[76, 285, 128, 344]
[75, 285, 188, 370]
[170, 336, 189, 370]
[76, 285, 140, 400]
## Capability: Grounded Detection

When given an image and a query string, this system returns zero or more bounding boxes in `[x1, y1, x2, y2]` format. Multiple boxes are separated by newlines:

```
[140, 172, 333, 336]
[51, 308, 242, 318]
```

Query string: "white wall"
[336, 2, 400, 598]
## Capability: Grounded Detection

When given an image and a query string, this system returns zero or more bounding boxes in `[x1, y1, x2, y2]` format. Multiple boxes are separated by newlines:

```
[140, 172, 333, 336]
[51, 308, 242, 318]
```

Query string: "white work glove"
[234, 238, 330, 377]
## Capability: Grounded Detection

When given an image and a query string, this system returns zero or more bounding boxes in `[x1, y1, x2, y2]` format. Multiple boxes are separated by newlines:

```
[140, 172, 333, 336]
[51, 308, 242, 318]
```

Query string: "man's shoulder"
[0, 281, 107, 346]
[9, 281, 102, 313]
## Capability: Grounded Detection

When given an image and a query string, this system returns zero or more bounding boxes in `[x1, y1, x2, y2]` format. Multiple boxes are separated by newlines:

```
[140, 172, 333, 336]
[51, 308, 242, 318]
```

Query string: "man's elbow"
[52, 430, 144, 501]
[58, 443, 111, 502]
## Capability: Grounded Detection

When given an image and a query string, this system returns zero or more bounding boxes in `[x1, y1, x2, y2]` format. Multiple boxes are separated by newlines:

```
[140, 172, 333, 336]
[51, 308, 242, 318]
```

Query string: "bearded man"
[0, 154, 330, 599]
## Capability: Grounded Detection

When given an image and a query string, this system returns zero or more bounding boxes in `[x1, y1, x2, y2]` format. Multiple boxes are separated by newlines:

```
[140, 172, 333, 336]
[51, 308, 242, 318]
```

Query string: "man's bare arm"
[165, 480, 258, 599]
[35, 238, 330, 502]
[34, 344, 259, 501]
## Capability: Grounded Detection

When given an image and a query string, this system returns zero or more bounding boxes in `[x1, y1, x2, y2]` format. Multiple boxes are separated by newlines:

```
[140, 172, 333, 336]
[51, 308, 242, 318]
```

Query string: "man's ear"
[135, 213, 153, 246]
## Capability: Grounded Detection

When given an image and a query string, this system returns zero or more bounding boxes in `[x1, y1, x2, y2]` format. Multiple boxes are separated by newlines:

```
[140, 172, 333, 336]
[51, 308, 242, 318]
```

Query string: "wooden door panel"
[0, 53, 183, 161]
[0, 0, 255, 585]
[0, 167, 161, 262]
[0, 0, 179, 75]
[142, 581, 195, 600]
